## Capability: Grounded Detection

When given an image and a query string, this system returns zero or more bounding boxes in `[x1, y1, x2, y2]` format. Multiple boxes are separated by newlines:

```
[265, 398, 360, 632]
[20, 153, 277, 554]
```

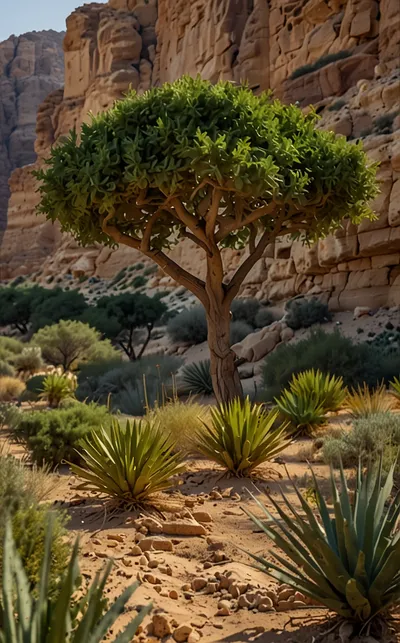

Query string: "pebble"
[106, 533, 125, 543]
[152, 614, 172, 638]
[128, 545, 142, 556]
[173, 623, 193, 642]
[187, 633, 201, 643]
[184, 498, 196, 507]
[210, 491, 222, 500]
[216, 607, 230, 616]
[278, 588, 295, 600]
[191, 577, 208, 591]
[192, 511, 213, 523]
[143, 573, 161, 585]
[169, 589, 179, 599]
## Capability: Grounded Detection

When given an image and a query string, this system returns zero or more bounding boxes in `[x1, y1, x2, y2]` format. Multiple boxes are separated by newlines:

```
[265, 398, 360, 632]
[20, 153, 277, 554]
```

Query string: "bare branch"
[181, 230, 211, 255]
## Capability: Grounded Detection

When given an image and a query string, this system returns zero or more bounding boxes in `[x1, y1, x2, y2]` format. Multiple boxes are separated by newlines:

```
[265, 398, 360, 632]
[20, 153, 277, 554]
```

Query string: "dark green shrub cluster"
[328, 99, 346, 111]
[167, 306, 208, 344]
[0, 401, 22, 430]
[131, 275, 147, 289]
[285, 297, 332, 330]
[262, 329, 400, 400]
[231, 298, 274, 329]
[13, 402, 111, 466]
[373, 111, 399, 134]
[290, 50, 352, 79]
[230, 320, 253, 344]
[0, 359, 16, 377]
[76, 354, 183, 415]
[367, 328, 400, 355]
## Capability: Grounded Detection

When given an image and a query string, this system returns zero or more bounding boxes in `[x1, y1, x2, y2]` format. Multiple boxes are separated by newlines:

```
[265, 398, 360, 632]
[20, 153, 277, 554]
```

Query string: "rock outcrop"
[0, 30, 64, 239]
[1, 0, 399, 310]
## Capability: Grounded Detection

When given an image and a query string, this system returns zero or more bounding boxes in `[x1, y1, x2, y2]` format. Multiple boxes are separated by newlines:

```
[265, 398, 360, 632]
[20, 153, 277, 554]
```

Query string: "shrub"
[0, 359, 15, 377]
[149, 399, 210, 451]
[288, 369, 347, 412]
[0, 520, 151, 641]
[254, 307, 275, 328]
[13, 346, 43, 374]
[322, 413, 400, 472]
[72, 418, 185, 504]
[285, 297, 332, 330]
[0, 402, 21, 431]
[262, 329, 399, 400]
[0, 376, 25, 402]
[181, 360, 213, 395]
[29, 287, 89, 331]
[76, 354, 182, 415]
[346, 382, 394, 418]
[275, 388, 327, 435]
[231, 298, 260, 328]
[0, 336, 24, 356]
[144, 265, 157, 276]
[245, 457, 400, 632]
[230, 320, 253, 344]
[374, 111, 399, 134]
[167, 305, 208, 344]
[39, 373, 77, 408]
[290, 50, 352, 79]
[328, 99, 346, 111]
[131, 275, 147, 288]
[33, 320, 112, 371]
[25, 373, 47, 397]
[13, 402, 111, 467]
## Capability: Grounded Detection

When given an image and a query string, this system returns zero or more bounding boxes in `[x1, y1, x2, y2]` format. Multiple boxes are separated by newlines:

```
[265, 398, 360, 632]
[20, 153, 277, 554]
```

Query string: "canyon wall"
[0, 30, 64, 239]
[1, 0, 399, 310]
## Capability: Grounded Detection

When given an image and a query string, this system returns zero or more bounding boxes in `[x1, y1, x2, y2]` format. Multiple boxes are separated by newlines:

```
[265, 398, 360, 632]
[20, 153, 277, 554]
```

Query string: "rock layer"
[0, 30, 64, 239]
[1, 0, 399, 310]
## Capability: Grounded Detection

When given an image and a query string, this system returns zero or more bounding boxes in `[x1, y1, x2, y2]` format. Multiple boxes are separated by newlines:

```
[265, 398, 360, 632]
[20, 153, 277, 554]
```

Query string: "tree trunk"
[206, 303, 243, 404]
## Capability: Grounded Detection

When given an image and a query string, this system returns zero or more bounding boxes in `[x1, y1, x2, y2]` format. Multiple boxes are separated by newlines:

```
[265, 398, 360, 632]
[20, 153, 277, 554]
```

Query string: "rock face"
[1, 0, 399, 310]
[0, 30, 64, 240]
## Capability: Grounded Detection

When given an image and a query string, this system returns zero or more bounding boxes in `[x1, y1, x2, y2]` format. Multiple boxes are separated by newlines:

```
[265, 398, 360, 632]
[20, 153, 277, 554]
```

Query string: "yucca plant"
[390, 376, 400, 401]
[181, 360, 213, 395]
[244, 457, 400, 634]
[39, 373, 77, 408]
[71, 418, 185, 504]
[289, 369, 346, 412]
[346, 382, 394, 418]
[195, 397, 291, 476]
[0, 519, 151, 642]
[275, 388, 327, 435]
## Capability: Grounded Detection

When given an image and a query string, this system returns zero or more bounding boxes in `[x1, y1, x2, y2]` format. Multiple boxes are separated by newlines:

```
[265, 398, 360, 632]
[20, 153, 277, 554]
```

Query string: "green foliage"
[144, 265, 157, 276]
[262, 329, 399, 400]
[25, 374, 47, 397]
[0, 360, 15, 377]
[374, 111, 399, 134]
[82, 292, 167, 360]
[13, 346, 43, 374]
[195, 398, 290, 476]
[254, 307, 275, 328]
[245, 457, 400, 626]
[131, 275, 147, 288]
[275, 389, 327, 435]
[0, 403, 21, 431]
[288, 369, 346, 412]
[13, 402, 111, 467]
[230, 320, 252, 344]
[72, 418, 185, 504]
[0, 519, 151, 643]
[231, 299, 260, 328]
[39, 373, 77, 408]
[391, 376, 400, 400]
[346, 382, 394, 418]
[33, 320, 112, 371]
[322, 413, 400, 473]
[181, 360, 213, 396]
[0, 376, 25, 402]
[285, 297, 332, 330]
[148, 398, 210, 452]
[168, 306, 208, 345]
[76, 354, 182, 415]
[0, 336, 24, 356]
[36, 76, 377, 253]
[290, 50, 352, 79]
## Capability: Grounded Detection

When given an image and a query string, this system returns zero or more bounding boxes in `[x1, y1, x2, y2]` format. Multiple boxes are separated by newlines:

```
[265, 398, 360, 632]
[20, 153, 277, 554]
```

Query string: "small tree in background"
[82, 292, 167, 360]
[32, 320, 117, 372]
[35, 77, 378, 402]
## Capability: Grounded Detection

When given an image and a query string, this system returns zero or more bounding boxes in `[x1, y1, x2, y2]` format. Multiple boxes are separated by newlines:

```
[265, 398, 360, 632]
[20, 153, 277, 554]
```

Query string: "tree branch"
[216, 201, 277, 242]
[249, 224, 257, 254]
[206, 188, 222, 239]
[140, 209, 162, 253]
[171, 197, 210, 249]
[181, 230, 211, 255]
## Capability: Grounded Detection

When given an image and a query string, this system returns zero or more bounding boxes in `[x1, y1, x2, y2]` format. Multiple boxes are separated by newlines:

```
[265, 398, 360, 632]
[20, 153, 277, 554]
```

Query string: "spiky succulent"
[289, 369, 346, 412]
[245, 457, 400, 626]
[195, 397, 291, 476]
[0, 518, 151, 642]
[71, 418, 185, 504]
[346, 382, 394, 418]
[39, 373, 76, 408]
[390, 376, 400, 401]
[275, 388, 327, 435]
[181, 360, 213, 395]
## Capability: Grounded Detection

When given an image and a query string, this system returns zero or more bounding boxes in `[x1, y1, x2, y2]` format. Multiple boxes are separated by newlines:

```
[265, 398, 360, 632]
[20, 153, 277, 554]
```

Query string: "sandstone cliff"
[1, 0, 399, 311]
[0, 30, 64, 239]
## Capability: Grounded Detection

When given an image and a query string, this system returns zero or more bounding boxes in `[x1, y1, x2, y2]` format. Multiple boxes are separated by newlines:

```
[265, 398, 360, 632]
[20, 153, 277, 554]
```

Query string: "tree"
[35, 77, 378, 403]
[30, 288, 88, 331]
[0, 286, 48, 334]
[32, 320, 117, 372]
[82, 293, 167, 360]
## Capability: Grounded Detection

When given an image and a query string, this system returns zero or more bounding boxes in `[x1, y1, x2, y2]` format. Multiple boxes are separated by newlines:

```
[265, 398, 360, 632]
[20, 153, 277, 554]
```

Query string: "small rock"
[184, 498, 196, 508]
[277, 600, 293, 611]
[161, 520, 207, 536]
[144, 573, 161, 585]
[278, 588, 295, 600]
[187, 633, 201, 643]
[91, 538, 102, 545]
[158, 565, 173, 576]
[122, 557, 132, 567]
[169, 589, 179, 599]
[210, 491, 222, 500]
[257, 597, 274, 612]
[205, 582, 219, 594]
[191, 577, 208, 592]
[238, 595, 252, 609]
[107, 533, 125, 543]
[152, 614, 172, 638]
[354, 306, 371, 319]
[173, 623, 193, 642]
[217, 599, 231, 610]
[192, 511, 213, 523]
[128, 545, 142, 556]
[139, 555, 148, 566]
[216, 607, 230, 616]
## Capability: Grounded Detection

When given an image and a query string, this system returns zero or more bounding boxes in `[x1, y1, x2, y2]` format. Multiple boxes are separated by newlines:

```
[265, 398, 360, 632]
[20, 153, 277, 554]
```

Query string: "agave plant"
[289, 369, 346, 412]
[390, 376, 400, 401]
[275, 388, 327, 435]
[245, 457, 400, 631]
[0, 519, 151, 642]
[181, 360, 213, 395]
[71, 418, 185, 504]
[195, 397, 291, 476]
[346, 382, 394, 418]
[39, 373, 77, 408]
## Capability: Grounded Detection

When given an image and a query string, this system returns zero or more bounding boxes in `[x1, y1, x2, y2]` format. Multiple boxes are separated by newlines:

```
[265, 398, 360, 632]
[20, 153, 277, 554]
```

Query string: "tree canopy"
[35, 76, 378, 402]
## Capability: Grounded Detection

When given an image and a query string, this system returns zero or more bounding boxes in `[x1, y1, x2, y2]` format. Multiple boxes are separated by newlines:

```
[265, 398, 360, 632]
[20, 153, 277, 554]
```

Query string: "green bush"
[76, 354, 183, 415]
[131, 275, 147, 288]
[13, 402, 112, 467]
[374, 111, 399, 134]
[167, 305, 208, 344]
[262, 329, 399, 400]
[181, 360, 213, 396]
[39, 373, 77, 408]
[13, 346, 43, 373]
[290, 50, 352, 79]
[322, 413, 400, 473]
[254, 307, 275, 328]
[0, 359, 15, 377]
[0, 402, 21, 431]
[25, 374, 47, 397]
[0, 336, 24, 356]
[230, 320, 252, 344]
[231, 298, 260, 328]
[285, 297, 332, 330]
